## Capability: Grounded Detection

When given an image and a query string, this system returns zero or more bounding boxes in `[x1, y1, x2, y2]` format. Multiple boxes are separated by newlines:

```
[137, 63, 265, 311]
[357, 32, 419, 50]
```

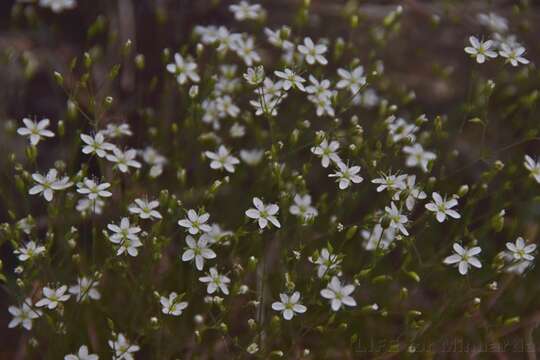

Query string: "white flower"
[200, 224, 233, 244]
[336, 66, 366, 94]
[274, 68, 306, 92]
[14, 241, 46, 262]
[77, 178, 112, 200]
[232, 36, 261, 66]
[142, 147, 167, 178]
[178, 209, 212, 235]
[64, 345, 98, 360]
[361, 224, 396, 251]
[425, 192, 461, 223]
[36, 285, 71, 309]
[102, 123, 132, 138]
[243, 66, 265, 85]
[298, 37, 328, 65]
[371, 173, 407, 193]
[289, 194, 318, 221]
[69, 277, 101, 302]
[29, 168, 73, 202]
[499, 43, 530, 67]
[477, 12, 508, 33]
[386, 116, 418, 143]
[160, 292, 188, 316]
[39, 0, 76, 13]
[524, 155, 540, 183]
[128, 198, 162, 220]
[264, 27, 293, 50]
[229, 1, 262, 21]
[80, 133, 115, 158]
[328, 161, 363, 190]
[199, 267, 231, 295]
[240, 149, 264, 166]
[395, 175, 427, 211]
[106, 148, 141, 173]
[245, 197, 281, 229]
[107, 218, 142, 257]
[216, 95, 240, 118]
[76, 198, 105, 215]
[306, 76, 333, 98]
[443, 243, 482, 275]
[17, 118, 55, 145]
[384, 202, 409, 236]
[464, 36, 497, 64]
[230, 123, 245, 138]
[205, 145, 240, 173]
[311, 139, 341, 168]
[506, 237, 536, 262]
[320, 276, 356, 311]
[108, 333, 139, 360]
[8, 298, 42, 330]
[166, 53, 200, 85]
[310, 248, 341, 278]
[272, 291, 307, 320]
[402, 143, 436, 172]
[181, 235, 217, 271]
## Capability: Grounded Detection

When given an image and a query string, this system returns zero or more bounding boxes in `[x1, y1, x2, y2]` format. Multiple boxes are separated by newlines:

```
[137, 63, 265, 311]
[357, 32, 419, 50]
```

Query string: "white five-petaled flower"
[77, 178, 112, 200]
[336, 66, 367, 94]
[39, 0, 76, 13]
[205, 145, 240, 173]
[178, 209, 212, 235]
[395, 175, 427, 211]
[160, 292, 188, 316]
[108, 333, 139, 360]
[245, 197, 281, 229]
[102, 123, 132, 138]
[372, 173, 407, 193]
[106, 148, 141, 173]
[229, 1, 262, 21]
[17, 117, 55, 145]
[8, 298, 42, 330]
[402, 143, 436, 172]
[36, 285, 71, 309]
[384, 202, 409, 236]
[274, 68, 306, 92]
[166, 53, 200, 85]
[464, 36, 497, 64]
[80, 133, 115, 158]
[320, 276, 356, 311]
[328, 161, 363, 190]
[289, 194, 318, 221]
[425, 192, 461, 223]
[298, 37, 328, 65]
[311, 139, 341, 168]
[311, 248, 342, 278]
[506, 237, 536, 262]
[272, 291, 307, 320]
[14, 241, 46, 262]
[199, 267, 231, 295]
[524, 155, 540, 183]
[29, 168, 73, 202]
[107, 218, 142, 257]
[128, 198, 162, 220]
[64, 345, 98, 360]
[443, 243, 482, 275]
[181, 235, 217, 271]
[69, 277, 101, 302]
[499, 43, 530, 67]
